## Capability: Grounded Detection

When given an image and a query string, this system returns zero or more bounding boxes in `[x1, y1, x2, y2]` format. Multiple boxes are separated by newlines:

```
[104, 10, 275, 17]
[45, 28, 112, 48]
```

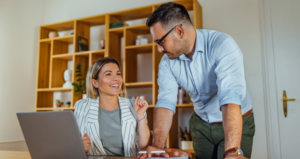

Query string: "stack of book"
[110, 22, 129, 29]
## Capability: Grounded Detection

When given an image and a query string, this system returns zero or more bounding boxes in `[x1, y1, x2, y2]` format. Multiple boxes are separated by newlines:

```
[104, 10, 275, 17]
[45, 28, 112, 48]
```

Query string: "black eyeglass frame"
[154, 24, 183, 47]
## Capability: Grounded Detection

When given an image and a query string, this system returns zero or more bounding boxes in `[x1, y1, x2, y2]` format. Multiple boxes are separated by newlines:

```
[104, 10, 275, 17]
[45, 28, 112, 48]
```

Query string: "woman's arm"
[134, 96, 152, 150]
[137, 113, 152, 150]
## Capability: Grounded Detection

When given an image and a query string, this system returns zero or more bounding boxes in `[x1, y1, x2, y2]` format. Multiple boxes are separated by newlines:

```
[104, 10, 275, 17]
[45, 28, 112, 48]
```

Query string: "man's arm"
[213, 33, 249, 159]
[152, 107, 174, 149]
[221, 104, 243, 151]
[222, 104, 249, 159]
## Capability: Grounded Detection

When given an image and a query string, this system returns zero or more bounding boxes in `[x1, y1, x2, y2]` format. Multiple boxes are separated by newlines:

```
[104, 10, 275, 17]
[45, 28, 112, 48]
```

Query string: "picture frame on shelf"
[78, 36, 89, 52]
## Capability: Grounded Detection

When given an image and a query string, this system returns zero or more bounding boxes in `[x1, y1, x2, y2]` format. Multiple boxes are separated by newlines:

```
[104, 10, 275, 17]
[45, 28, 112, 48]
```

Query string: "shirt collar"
[178, 28, 204, 61]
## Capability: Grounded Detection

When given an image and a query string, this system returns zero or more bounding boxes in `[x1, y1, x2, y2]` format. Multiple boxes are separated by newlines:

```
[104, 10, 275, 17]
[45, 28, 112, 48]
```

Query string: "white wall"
[0, 0, 45, 150]
[0, 0, 267, 158]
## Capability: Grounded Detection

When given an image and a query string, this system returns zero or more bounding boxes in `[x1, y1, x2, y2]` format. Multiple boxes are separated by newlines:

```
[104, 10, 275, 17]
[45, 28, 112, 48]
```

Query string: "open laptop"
[17, 111, 89, 159]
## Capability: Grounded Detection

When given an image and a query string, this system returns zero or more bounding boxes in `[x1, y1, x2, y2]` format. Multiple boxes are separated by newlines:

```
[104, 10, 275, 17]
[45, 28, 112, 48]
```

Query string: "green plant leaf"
[77, 78, 83, 82]
[80, 80, 85, 87]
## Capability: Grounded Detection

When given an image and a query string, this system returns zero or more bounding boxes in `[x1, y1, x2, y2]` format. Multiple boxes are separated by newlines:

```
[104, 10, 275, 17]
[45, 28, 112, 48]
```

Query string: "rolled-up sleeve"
[155, 55, 178, 113]
[214, 34, 246, 108]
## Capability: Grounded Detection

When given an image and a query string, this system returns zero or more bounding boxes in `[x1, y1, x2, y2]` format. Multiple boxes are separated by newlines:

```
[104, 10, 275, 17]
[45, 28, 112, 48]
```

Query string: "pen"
[138, 150, 166, 154]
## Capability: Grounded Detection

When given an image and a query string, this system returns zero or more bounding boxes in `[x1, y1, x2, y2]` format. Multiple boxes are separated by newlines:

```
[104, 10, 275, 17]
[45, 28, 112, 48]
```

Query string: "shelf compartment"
[40, 20, 74, 39]
[52, 54, 73, 60]
[36, 92, 54, 108]
[125, 24, 151, 46]
[73, 54, 89, 105]
[124, 46, 153, 83]
[50, 57, 73, 88]
[91, 50, 105, 64]
[108, 29, 123, 65]
[37, 42, 51, 89]
[125, 82, 153, 88]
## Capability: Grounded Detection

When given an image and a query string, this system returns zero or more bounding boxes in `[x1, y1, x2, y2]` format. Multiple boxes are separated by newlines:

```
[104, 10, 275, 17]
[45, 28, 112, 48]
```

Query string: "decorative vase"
[48, 31, 59, 38]
[82, 94, 87, 99]
[179, 141, 193, 150]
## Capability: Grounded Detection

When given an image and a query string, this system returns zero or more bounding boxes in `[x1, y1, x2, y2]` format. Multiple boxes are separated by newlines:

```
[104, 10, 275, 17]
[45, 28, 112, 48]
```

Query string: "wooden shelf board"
[77, 14, 106, 26]
[36, 107, 75, 111]
[41, 35, 74, 43]
[110, 6, 153, 21]
[125, 82, 153, 87]
[125, 24, 150, 34]
[40, 39, 51, 44]
[75, 51, 90, 56]
[53, 35, 74, 43]
[52, 54, 73, 60]
[176, 103, 193, 107]
[37, 88, 72, 92]
[109, 27, 124, 35]
[126, 43, 153, 53]
[41, 20, 74, 31]
[91, 49, 105, 54]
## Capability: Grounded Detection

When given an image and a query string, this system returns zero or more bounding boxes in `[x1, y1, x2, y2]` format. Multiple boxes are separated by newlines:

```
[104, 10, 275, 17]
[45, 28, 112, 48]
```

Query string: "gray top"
[98, 106, 124, 156]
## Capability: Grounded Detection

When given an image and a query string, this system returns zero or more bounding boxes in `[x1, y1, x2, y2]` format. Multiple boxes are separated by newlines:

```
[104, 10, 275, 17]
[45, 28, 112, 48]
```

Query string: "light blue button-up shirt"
[155, 29, 252, 123]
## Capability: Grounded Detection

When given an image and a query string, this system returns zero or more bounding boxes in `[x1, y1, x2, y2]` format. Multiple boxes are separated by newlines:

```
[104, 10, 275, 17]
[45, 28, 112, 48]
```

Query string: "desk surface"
[0, 150, 136, 159]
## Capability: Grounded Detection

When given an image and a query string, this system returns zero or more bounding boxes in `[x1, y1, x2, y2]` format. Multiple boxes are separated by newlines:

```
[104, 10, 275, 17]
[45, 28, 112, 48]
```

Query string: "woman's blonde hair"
[86, 57, 126, 99]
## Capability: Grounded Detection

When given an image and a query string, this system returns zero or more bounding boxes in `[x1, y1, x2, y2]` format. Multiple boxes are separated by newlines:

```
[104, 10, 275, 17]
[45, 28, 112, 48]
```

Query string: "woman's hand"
[81, 133, 91, 152]
[133, 96, 149, 121]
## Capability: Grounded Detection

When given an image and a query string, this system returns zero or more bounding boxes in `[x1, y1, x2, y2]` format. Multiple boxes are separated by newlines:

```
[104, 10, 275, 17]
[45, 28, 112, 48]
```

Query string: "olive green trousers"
[189, 112, 255, 159]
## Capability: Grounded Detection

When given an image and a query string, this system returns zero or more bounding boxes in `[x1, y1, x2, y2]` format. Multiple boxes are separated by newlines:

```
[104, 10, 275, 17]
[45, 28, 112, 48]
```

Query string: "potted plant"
[178, 126, 193, 150]
[72, 62, 87, 99]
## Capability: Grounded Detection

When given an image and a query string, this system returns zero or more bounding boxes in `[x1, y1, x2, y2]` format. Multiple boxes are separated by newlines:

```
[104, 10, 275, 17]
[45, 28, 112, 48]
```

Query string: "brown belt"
[213, 109, 252, 124]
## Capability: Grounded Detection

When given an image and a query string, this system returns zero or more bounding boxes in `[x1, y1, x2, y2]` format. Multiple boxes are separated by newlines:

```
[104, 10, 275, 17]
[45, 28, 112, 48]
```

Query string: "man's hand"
[81, 133, 91, 152]
[224, 153, 249, 159]
[137, 146, 169, 159]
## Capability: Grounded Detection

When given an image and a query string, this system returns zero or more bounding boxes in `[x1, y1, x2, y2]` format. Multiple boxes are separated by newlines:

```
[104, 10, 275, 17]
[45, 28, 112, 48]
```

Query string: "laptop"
[17, 111, 88, 159]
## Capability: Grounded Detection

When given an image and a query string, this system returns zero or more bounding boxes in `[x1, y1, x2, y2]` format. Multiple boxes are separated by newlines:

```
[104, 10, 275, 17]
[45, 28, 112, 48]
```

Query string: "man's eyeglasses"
[154, 24, 182, 47]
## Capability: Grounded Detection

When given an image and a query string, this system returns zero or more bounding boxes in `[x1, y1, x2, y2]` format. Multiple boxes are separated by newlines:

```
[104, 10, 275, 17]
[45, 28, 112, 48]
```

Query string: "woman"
[74, 57, 151, 156]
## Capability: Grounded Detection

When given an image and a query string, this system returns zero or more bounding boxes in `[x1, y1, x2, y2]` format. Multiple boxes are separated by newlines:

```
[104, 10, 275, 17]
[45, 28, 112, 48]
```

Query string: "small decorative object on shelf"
[72, 62, 86, 98]
[136, 38, 141, 45]
[178, 126, 193, 150]
[100, 40, 105, 49]
[78, 36, 89, 52]
[178, 87, 183, 104]
[62, 69, 72, 88]
[109, 21, 129, 29]
[48, 31, 59, 38]
[141, 38, 148, 45]
[66, 101, 71, 107]
[55, 100, 64, 107]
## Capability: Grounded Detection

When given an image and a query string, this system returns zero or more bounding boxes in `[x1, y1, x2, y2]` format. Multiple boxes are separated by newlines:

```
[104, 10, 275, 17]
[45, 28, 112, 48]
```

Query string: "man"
[140, 2, 255, 159]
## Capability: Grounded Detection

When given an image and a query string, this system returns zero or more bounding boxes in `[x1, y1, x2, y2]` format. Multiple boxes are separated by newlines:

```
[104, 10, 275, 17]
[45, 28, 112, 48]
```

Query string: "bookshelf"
[35, 0, 202, 150]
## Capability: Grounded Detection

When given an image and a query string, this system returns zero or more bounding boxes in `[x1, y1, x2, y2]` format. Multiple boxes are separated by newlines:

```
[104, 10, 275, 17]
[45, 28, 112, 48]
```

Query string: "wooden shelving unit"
[35, 0, 202, 150]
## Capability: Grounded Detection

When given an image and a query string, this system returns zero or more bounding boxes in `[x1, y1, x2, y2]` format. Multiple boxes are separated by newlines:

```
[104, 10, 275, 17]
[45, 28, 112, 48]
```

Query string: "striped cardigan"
[74, 96, 145, 156]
